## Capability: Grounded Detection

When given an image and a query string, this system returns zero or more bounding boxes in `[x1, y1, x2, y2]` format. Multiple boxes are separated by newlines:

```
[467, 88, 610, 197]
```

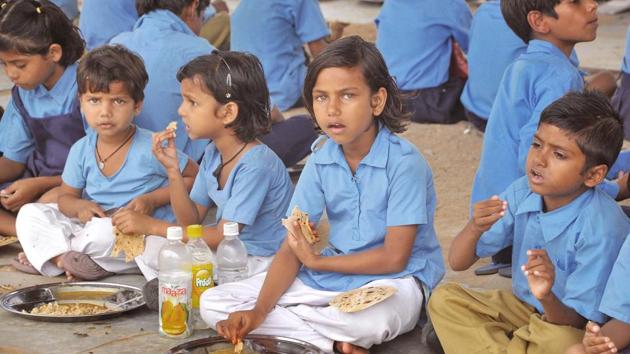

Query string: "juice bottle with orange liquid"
[186, 224, 214, 330]
[158, 226, 192, 338]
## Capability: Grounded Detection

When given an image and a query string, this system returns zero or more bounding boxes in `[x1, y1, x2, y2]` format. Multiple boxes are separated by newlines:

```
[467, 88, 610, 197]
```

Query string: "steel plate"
[168, 335, 325, 354]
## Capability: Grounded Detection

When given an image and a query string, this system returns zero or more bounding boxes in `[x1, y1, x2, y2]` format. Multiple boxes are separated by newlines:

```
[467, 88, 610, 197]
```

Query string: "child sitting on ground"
[200, 36, 445, 354]
[0, 0, 86, 238]
[429, 90, 630, 354]
[612, 25, 630, 140]
[140, 51, 294, 284]
[14, 45, 197, 280]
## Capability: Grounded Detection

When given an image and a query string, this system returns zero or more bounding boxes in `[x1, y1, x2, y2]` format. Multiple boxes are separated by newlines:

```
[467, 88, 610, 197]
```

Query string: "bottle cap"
[187, 224, 203, 239]
[223, 222, 239, 236]
[167, 226, 183, 240]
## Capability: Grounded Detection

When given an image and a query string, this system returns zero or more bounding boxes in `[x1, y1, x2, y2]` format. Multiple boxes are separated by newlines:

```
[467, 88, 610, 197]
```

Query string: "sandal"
[10, 257, 40, 275]
[61, 251, 114, 281]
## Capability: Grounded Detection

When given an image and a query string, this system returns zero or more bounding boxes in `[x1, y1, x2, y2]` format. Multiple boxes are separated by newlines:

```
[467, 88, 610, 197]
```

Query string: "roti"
[329, 286, 397, 313]
[0, 235, 18, 248]
[111, 227, 145, 262]
[282, 207, 319, 244]
[166, 121, 177, 131]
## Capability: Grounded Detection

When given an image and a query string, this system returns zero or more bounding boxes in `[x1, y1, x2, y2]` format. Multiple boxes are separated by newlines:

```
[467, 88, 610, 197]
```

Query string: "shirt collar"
[32, 62, 77, 101]
[134, 9, 195, 36]
[516, 187, 594, 242]
[526, 39, 577, 69]
[313, 124, 391, 168]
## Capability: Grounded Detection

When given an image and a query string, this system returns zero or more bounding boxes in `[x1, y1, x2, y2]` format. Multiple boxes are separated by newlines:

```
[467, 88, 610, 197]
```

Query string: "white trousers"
[15, 203, 140, 276]
[200, 273, 422, 353]
[135, 235, 274, 281]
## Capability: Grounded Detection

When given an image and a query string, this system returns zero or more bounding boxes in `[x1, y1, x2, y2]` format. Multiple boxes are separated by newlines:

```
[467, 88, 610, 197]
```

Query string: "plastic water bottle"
[158, 226, 192, 338]
[186, 224, 214, 330]
[216, 222, 248, 285]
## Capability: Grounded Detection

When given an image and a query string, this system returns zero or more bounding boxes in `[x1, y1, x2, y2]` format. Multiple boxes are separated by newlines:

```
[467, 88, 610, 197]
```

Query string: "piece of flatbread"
[111, 227, 145, 262]
[329, 286, 397, 313]
[166, 121, 177, 131]
[234, 340, 243, 354]
[0, 235, 18, 248]
[281, 206, 319, 244]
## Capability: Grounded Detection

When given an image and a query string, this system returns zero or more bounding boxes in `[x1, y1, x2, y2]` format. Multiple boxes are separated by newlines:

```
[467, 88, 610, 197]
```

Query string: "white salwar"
[200, 273, 422, 353]
[15, 203, 140, 276]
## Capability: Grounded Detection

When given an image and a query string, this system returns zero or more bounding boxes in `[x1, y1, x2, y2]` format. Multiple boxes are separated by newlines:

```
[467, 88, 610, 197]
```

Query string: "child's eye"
[190, 100, 198, 107]
[87, 97, 99, 104]
[341, 93, 354, 100]
[553, 151, 566, 160]
[531, 141, 541, 149]
[314, 95, 327, 103]
[113, 98, 127, 105]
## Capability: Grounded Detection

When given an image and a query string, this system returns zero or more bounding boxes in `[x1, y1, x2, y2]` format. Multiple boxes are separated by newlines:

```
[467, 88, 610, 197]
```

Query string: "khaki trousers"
[428, 283, 583, 354]
[200, 12, 230, 50]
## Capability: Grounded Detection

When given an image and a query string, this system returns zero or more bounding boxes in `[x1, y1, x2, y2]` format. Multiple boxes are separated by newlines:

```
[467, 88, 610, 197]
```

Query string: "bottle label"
[192, 263, 214, 309]
[159, 280, 191, 337]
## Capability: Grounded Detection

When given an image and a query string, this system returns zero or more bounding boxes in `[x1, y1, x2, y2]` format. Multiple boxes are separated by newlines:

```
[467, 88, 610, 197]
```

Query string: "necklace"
[212, 142, 248, 180]
[96, 126, 135, 170]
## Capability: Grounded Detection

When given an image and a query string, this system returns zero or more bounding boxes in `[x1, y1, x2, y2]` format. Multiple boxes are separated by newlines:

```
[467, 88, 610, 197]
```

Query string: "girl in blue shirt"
[0, 0, 85, 237]
[203, 36, 444, 354]
[148, 51, 293, 281]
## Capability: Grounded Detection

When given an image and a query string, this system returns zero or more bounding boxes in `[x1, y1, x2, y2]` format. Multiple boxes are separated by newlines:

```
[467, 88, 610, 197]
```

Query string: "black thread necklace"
[96, 126, 135, 170]
[213, 142, 248, 180]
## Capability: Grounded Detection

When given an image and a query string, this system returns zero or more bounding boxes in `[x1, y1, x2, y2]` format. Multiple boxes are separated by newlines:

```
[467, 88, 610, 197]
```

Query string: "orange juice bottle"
[158, 226, 192, 338]
[186, 224, 214, 330]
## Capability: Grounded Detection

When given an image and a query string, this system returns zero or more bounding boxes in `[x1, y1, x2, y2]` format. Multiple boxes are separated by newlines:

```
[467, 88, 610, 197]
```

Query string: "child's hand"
[583, 321, 618, 354]
[111, 209, 153, 235]
[0, 178, 42, 212]
[152, 130, 179, 173]
[615, 171, 630, 201]
[126, 195, 155, 216]
[287, 221, 319, 267]
[521, 249, 555, 300]
[471, 196, 507, 233]
[76, 200, 105, 224]
[216, 309, 266, 345]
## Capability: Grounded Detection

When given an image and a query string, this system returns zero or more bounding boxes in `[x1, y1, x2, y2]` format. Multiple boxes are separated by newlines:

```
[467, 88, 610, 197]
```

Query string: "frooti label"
[159, 280, 191, 337]
[192, 263, 214, 309]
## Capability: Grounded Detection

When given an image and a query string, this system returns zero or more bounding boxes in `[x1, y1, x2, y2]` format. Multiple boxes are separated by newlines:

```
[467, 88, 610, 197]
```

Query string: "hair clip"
[36, 6, 41, 14]
[0, 3, 6, 9]
[216, 54, 233, 99]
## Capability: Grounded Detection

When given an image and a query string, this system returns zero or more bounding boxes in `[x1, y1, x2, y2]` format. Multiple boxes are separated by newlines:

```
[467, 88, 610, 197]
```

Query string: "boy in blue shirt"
[612, 25, 630, 140]
[429, 91, 630, 354]
[460, 0, 526, 132]
[14, 45, 197, 280]
[375, 0, 472, 124]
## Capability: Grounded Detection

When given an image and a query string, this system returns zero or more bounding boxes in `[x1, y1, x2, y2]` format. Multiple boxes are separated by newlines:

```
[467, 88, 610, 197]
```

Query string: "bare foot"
[52, 254, 76, 281]
[335, 342, 370, 354]
[17, 252, 33, 267]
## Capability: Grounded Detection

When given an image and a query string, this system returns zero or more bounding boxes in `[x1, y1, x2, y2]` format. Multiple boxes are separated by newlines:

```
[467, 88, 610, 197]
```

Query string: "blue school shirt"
[189, 143, 293, 257]
[460, 0, 526, 119]
[231, 0, 329, 111]
[375, 0, 472, 91]
[111, 10, 214, 161]
[0, 63, 83, 163]
[51, 0, 78, 20]
[600, 237, 630, 325]
[622, 26, 630, 74]
[476, 177, 629, 322]
[470, 40, 587, 205]
[79, 0, 138, 51]
[290, 127, 445, 292]
[61, 127, 188, 222]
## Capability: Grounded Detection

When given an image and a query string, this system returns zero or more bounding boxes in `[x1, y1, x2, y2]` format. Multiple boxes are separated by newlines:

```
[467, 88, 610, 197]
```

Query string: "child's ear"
[583, 164, 608, 188]
[133, 100, 144, 116]
[220, 102, 239, 125]
[371, 87, 387, 116]
[47, 44, 63, 63]
[527, 10, 551, 37]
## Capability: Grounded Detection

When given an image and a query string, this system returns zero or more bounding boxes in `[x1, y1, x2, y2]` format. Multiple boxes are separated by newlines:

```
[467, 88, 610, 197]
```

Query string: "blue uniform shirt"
[111, 10, 214, 161]
[62, 127, 188, 222]
[476, 177, 629, 322]
[375, 0, 471, 91]
[622, 26, 630, 74]
[471, 40, 587, 205]
[51, 0, 78, 19]
[600, 237, 630, 325]
[291, 127, 445, 292]
[190, 143, 293, 257]
[0, 63, 83, 163]
[231, 0, 329, 111]
[460, 0, 526, 119]
[79, 0, 138, 51]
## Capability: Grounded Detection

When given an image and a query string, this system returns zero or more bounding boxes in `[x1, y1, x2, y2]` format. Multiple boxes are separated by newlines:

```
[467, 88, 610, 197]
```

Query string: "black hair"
[77, 45, 148, 102]
[176, 51, 271, 142]
[136, 0, 209, 17]
[303, 36, 409, 134]
[539, 90, 623, 172]
[0, 0, 85, 67]
[500, 0, 561, 43]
